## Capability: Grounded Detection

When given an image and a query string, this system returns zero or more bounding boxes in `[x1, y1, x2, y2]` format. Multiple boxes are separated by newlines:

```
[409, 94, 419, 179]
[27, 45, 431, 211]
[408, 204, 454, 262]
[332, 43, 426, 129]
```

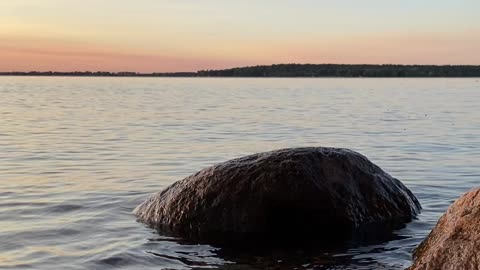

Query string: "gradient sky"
[1, 0, 479, 72]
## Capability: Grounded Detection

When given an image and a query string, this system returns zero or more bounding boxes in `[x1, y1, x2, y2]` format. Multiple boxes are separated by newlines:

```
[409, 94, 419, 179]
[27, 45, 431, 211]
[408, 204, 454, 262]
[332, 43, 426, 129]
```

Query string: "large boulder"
[409, 188, 480, 270]
[134, 147, 420, 246]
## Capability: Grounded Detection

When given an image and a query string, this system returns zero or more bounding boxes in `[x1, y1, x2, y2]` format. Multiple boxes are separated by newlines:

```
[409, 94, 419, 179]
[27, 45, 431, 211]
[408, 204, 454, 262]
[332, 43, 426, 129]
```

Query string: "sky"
[1, 0, 479, 72]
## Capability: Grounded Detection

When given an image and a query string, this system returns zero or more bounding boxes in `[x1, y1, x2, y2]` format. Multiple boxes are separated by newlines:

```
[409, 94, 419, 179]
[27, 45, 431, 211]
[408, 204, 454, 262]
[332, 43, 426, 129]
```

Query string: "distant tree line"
[2, 64, 480, 77]
[198, 64, 480, 77]
[0, 71, 196, 77]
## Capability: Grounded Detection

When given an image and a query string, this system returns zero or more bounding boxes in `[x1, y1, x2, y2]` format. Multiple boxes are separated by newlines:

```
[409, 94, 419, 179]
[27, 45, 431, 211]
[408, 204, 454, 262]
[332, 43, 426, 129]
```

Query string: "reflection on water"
[0, 77, 479, 269]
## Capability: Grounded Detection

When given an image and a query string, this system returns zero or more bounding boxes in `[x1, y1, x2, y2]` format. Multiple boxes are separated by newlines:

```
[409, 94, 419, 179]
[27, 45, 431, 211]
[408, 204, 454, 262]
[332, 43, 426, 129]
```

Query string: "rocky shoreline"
[408, 188, 480, 270]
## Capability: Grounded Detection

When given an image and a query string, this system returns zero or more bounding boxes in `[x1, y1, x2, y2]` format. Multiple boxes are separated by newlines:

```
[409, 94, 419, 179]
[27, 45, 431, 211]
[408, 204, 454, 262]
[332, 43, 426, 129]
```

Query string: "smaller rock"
[409, 187, 480, 270]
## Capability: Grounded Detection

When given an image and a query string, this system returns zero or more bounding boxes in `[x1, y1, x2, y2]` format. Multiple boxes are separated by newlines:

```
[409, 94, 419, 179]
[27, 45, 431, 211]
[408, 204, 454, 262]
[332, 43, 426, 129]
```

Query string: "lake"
[1, 77, 479, 269]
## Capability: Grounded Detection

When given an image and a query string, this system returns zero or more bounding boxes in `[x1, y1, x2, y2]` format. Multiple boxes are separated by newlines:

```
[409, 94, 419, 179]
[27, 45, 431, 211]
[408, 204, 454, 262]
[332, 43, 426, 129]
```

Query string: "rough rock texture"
[134, 147, 420, 245]
[409, 188, 480, 270]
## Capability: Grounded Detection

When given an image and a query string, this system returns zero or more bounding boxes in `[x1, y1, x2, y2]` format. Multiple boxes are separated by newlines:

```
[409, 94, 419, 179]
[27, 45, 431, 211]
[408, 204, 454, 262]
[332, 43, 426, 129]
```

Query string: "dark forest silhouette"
[2, 64, 480, 77]
[198, 64, 480, 77]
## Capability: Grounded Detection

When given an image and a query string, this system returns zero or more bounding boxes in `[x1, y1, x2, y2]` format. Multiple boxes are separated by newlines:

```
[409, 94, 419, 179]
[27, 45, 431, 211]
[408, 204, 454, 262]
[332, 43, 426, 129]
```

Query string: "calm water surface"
[1, 77, 479, 269]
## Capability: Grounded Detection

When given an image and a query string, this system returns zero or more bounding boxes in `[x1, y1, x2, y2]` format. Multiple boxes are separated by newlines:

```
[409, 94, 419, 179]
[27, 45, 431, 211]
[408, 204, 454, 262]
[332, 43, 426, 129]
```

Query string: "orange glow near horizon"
[1, 1, 479, 72]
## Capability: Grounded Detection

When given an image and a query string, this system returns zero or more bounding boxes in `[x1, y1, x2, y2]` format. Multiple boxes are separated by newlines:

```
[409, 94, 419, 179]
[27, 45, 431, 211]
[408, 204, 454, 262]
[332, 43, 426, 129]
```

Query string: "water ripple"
[1, 77, 479, 269]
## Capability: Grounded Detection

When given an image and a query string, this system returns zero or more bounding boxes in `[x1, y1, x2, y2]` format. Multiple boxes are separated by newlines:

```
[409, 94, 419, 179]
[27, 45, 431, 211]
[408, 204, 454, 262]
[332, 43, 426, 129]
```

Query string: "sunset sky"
[1, 0, 479, 72]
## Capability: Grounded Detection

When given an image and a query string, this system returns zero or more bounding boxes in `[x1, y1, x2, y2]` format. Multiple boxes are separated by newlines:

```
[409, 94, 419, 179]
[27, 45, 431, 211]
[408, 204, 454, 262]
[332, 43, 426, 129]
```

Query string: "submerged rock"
[409, 188, 480, 270]
[134, 147, 420, 246]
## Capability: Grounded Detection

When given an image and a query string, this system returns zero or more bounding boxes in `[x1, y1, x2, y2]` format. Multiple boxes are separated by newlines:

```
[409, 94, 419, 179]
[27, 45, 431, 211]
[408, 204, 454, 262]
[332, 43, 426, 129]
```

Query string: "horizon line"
[1, 63, 480, 75]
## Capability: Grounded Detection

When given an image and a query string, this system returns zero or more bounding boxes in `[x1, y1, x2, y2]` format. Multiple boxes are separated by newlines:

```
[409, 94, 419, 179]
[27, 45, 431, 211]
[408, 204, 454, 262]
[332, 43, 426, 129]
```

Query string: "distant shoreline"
[2, 64, 480, 77]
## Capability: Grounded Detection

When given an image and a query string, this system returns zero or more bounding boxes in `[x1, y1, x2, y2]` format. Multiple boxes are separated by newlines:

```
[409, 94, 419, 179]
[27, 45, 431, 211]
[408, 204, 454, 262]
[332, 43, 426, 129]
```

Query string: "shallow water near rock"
[1, 77, 479, 269]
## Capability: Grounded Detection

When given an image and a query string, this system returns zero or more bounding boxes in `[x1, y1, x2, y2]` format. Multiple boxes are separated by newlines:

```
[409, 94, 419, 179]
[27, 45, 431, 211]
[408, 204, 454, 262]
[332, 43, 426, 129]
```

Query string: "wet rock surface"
[409, 188, 480, 270]
[135, 147, 420, 246]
